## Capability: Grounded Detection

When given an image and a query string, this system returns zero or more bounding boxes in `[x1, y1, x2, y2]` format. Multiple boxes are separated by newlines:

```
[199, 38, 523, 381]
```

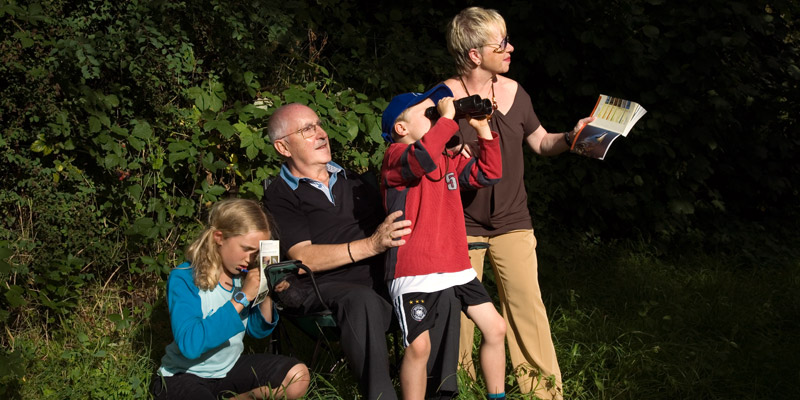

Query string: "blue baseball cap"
[381, 84, 454, 143]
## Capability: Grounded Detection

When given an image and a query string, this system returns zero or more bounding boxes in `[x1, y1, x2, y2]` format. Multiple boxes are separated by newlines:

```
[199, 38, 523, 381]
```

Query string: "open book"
[252, 240, 280, 305]
[570, 94, 647, 160]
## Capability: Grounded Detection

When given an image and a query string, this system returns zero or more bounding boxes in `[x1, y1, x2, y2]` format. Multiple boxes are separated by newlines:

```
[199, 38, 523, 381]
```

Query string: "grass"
[3, 229, 799, 399]
[2, 285, 156, 399]
[539, 230, 800, 399]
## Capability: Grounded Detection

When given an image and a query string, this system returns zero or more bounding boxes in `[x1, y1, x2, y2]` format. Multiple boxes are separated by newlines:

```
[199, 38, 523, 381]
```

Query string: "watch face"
[234, 291, 249, 305]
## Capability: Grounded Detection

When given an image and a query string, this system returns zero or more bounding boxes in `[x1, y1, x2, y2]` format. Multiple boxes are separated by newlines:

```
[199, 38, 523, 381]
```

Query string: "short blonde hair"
[447, 7, 507, 75]
[185, 198, 272, 290]
[392, 108, 413, 137]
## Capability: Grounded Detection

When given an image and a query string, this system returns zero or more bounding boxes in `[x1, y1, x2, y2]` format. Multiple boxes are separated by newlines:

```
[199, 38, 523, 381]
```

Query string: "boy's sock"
[487, 392, 506, 400]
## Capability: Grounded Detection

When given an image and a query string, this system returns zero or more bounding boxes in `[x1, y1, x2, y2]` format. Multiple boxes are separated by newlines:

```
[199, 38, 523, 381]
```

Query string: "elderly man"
[263, 103, 411, 400]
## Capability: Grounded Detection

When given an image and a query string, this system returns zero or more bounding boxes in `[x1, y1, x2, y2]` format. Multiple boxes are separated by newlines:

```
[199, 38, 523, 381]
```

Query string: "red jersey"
[380, 118, 502, 280]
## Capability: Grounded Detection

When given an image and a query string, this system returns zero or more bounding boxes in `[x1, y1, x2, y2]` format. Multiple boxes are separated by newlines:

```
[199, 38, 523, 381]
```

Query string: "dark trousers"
[306, 279, 397, 400]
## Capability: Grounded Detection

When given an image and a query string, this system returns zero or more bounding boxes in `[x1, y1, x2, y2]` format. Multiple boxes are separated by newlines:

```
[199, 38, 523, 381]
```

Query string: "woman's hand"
[571, 116, 596, 137]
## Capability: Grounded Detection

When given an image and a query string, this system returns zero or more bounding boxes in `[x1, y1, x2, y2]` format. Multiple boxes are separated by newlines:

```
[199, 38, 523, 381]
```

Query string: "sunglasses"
[485, 36, 510, 53]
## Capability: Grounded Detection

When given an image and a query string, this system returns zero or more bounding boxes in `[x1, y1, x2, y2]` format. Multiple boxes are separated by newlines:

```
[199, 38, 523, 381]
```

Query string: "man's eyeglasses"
[276, 120, 323, 141]
[485, 36, 510, 53]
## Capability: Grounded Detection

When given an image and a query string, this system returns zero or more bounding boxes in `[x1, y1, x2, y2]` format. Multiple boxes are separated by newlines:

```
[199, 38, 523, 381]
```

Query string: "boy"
[380, 84, 507, 400]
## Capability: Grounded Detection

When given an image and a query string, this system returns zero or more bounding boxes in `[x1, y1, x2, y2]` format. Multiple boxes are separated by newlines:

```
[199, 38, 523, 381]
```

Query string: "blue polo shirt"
[278, 162, 344, 204]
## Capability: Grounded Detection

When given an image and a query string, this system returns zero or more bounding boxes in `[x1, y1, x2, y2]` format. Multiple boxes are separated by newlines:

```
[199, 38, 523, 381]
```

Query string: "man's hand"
[286, 210, 412, 273]
[369, 210, 412, 253]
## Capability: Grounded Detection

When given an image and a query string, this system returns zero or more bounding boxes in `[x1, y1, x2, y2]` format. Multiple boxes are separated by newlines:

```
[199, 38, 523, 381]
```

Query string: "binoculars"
[424, 95, 494, 121]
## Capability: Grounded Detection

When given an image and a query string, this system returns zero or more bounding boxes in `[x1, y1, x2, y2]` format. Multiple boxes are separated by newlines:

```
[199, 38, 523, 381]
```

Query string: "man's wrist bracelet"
[347, 242, 355, 263]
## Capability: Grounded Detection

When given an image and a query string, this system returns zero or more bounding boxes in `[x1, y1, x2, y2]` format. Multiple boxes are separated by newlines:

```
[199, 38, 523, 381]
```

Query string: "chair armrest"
[265, 260, 303, 290]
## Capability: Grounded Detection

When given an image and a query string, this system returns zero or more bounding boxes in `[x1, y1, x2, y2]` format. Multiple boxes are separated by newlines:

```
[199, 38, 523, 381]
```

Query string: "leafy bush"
[0, 0, 389, 326]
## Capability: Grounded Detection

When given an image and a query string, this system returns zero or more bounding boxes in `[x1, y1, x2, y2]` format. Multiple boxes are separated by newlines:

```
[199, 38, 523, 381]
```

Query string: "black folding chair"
[266, 260, 343, 371]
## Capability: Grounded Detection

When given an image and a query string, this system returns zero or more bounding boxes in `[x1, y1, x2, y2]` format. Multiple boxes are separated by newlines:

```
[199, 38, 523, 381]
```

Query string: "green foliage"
[0, 0, 387, 324]
[298, 0, 455, 94]
[3, 0, 798, 323]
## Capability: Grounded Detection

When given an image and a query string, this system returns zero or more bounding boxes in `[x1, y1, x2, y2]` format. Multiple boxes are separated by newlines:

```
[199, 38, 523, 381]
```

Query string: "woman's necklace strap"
[459, 76, 498, 111]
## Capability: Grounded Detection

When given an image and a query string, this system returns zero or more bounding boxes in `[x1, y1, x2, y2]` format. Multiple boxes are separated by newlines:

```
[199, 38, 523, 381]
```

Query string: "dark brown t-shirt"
[456, 85, 541, 236]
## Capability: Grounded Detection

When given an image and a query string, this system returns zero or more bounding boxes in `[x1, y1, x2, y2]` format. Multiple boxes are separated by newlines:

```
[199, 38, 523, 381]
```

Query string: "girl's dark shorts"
[150, 353, 300, 400]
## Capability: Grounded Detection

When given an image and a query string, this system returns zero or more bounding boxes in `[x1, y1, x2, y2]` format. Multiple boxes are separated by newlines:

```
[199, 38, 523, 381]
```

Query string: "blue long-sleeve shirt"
[158, 263, 278, 378]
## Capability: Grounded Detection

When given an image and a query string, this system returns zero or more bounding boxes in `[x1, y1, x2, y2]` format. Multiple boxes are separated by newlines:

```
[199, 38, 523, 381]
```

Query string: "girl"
[151, 198, 309, 399]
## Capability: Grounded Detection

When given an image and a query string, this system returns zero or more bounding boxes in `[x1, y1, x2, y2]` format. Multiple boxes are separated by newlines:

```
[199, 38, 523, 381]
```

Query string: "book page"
[570, 94, 647, 160]
[588, 94, 646, 137]
[571, 125, 622, 160]
[253, 240, 280, 305]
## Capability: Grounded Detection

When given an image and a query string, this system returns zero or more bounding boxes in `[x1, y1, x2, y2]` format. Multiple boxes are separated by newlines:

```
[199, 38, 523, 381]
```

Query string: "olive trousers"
[460, 229, 562, 399]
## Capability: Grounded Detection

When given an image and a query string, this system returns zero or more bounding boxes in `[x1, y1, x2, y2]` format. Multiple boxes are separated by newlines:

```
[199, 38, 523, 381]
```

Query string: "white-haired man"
[264, 103, 411, 400]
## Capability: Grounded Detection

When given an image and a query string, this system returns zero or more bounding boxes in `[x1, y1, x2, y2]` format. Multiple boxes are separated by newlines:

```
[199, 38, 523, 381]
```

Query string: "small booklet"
[570, 94, 647, 160]
[252, 240, 280, 305]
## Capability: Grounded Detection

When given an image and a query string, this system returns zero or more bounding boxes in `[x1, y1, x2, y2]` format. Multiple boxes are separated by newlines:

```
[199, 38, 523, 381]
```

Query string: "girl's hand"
[240, 264, 261, 301]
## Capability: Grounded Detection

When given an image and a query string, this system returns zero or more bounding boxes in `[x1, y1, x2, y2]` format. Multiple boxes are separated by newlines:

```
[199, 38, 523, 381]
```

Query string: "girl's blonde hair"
[185, 198, 272, 290]
[446, 7, 507, 76]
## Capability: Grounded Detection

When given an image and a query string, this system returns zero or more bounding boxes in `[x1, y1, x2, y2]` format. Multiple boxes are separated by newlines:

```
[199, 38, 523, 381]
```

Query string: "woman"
[444, 7, 594, 400]
[151, 198, 309, 400]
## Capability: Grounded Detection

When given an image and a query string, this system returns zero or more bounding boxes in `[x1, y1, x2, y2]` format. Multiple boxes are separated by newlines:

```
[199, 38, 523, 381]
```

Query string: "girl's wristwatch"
[233, 291, 250, 308]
